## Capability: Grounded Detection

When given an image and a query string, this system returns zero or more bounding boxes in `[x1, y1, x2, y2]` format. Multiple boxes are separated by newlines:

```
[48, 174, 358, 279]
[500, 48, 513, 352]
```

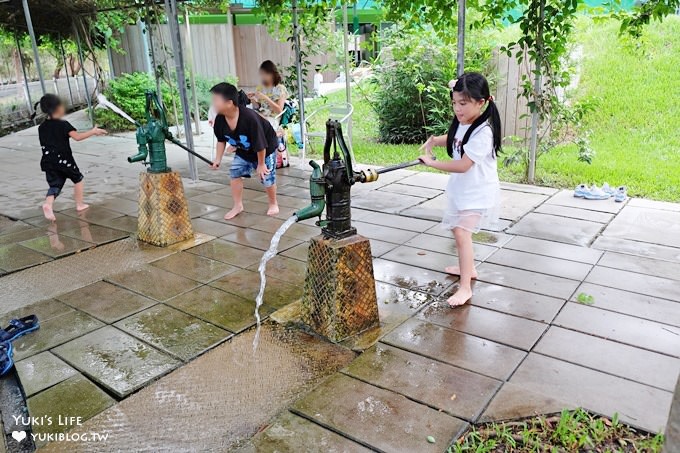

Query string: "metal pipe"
[139, 20, 153, 75]
[164, 0, 198, 181]
[342, 1, 353, 155]
[457, 0, 466, 76]
[527, 0, 545, 184]
[292, 0, 307, 167]
[21, 0, 46, 95]
[376, 159, 422, 174]
[184, 6, 201, 135]
[167, 137, 213, 165]
[58, 34, 75, 106]
[73, 22, 94, 126]
[15, 33, 34, 117]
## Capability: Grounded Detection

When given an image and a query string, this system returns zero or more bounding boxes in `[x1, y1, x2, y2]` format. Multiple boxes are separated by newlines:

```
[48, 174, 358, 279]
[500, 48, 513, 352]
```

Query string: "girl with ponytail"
[419, 72, 502, 307]
[34, 93, 107, 221]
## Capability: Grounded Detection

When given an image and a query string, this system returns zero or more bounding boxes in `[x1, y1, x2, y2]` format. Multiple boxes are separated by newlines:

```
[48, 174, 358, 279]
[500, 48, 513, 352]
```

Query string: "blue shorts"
[230, 153, 276, 188]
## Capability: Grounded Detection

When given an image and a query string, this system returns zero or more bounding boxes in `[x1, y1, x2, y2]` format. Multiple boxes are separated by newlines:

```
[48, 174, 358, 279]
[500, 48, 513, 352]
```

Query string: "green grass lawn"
[307, 17, 680, 201]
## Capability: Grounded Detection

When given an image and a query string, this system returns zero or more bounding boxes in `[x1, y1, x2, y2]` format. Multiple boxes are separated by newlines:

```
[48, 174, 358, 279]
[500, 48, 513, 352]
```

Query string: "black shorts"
[45, 169, 84, 198]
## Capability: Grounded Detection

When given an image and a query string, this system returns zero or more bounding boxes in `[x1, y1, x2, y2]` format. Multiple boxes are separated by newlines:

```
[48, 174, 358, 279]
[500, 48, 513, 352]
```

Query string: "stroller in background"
[274, 99, 299, 169]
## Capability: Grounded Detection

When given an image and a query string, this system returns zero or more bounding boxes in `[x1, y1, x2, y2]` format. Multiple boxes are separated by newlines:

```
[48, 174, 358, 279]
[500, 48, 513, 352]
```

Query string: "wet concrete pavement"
[0, 110, 678, 451]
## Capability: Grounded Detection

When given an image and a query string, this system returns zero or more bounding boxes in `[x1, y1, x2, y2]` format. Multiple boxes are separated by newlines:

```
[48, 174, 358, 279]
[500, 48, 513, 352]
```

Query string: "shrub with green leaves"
[192, 74, 238, 119]
[372, 26, 492, 144]
[95, 72, 179, 131]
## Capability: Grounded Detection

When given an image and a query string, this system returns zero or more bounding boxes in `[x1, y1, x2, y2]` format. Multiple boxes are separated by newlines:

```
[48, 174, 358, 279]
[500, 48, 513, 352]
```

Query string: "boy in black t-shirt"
[34, 94, 107, 221]
[210, 83, 279, 219]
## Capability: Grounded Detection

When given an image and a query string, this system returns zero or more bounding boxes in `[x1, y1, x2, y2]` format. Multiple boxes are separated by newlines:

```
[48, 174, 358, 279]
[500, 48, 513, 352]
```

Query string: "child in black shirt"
[210, 83, 279, 219]
[35, 94, 107, 221]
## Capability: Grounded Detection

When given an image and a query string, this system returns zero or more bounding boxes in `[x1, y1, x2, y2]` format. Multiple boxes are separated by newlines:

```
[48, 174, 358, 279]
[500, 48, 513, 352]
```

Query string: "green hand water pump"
[128, 90, 171, 173]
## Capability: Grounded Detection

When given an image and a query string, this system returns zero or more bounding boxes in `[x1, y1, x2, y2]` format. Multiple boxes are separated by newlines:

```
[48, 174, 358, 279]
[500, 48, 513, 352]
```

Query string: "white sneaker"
[601, 183, 616, 196]
[614, 186, 627, 202]
[584, 185, 610, 200]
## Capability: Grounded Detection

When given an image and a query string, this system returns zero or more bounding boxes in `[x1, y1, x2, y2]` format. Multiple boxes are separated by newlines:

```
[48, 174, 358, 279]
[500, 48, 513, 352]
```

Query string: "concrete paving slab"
[507, 212, 603, 246]
[13, 310, 104, 361]
[190, 217, 240, 237]
[221, 228, 302, 252]
[93, 215, 138, 234]
[43, 325, 355, 452]
[501, 182, 558, 195]
[292, 373, 465, 453]
[246, 255, 307, 287]
[352, 190, 426, 214]
[106, 264, 201, 302]
[382, 319, 526, 380]
[242, 411, 372, 453]
[353, 222, 419, 244]
[166, 285, 261, 333]
[535, 326, 680, 391]
[371, 258, 456, 296]
[15, 352, 79, 397]
[0, 298, 73, 325]
[115, 304, 231, 361]
[405, 233, 497, 260]
[359, 211, 438, 233]
[23, 214, 92, 231]
[19, 234, 95, 259]
[509, 353, 671, 432]
[397, 172, 449, 190]
[598, 251, 680, 281]
[400, 195, 445, 221]
[477, 262, 581, 299]
[280, 242, 309, 262]
[628, 198, 680, 212]
[343, 343, 501, 421]
[465, 281, 564, 323]
[382, 245, 480, 274]
[369, 239, 399, 257]
[53, 326, 180, 398]
[59, 224, 129, 246]
[375, 282, 437, 322]
[486, 248, 592, 280]
[56, 280, 157, 323]
[27, 374, 115, 438]
[545, 190, 624, 213]
[189, 191, 233, 207]
[418, 303, 547, 351]
[201, 210, 271, 228]
[0, 244, 52, 272]
[0, 227, 52, 246]
[592, 236, 680, 263]
[500, 190, 549, 221]
[586, 265, 680, 302]
[210, 269, 303, 311]
[378, 183, 442, 199]
[97, 198, 139, 216]
[555, 303, 680, 356]
[603, 206, 680, 248]
[188, 201, 221, 219]
[572, 282, 680, 327]
[534, 203, 614, 223]
[187, 238, 273, 268]
[150, 251, 238, 284]
[60, 207, 124, 225]
[480, 382, 575, 423]
[504, 235, 603, 264]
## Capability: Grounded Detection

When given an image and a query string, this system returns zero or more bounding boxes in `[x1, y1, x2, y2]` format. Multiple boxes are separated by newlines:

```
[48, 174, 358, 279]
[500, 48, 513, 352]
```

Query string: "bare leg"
[447, 227, 475, 307]
[265, 184, 279, 217]
[444, 265, 478, 279]
[224, 177, 245, 220]
[74, 181, 89, 211]
[42, 195, 56, 221]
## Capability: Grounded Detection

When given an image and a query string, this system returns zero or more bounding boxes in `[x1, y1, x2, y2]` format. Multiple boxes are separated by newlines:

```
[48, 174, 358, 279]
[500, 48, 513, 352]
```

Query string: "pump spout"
[128, 126, 149, 163]
[294, 160, 326, 221]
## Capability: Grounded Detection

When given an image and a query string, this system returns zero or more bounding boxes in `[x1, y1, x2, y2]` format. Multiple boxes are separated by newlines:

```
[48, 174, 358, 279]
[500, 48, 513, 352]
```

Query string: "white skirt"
[441, 188, 500, 233]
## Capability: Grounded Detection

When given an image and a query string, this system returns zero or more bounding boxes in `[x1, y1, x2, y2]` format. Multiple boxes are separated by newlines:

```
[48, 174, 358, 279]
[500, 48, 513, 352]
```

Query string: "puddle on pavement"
[41, 323, 355, 452]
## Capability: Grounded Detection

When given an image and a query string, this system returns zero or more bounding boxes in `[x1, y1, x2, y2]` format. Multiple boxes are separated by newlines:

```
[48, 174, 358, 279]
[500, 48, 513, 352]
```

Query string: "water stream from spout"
[253, 215, 298, 350]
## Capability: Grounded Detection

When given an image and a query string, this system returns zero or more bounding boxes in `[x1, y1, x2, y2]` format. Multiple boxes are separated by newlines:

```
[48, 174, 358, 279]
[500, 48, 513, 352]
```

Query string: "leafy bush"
[95, 72, 178, 131]
[192, 74, 238, 119]
[372, 26, 492, 144]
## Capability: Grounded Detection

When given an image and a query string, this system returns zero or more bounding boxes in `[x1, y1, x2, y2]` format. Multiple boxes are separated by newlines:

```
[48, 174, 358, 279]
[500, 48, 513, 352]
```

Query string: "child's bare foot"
[42, 204, 56, 222]
[444, 266, 478, 279]
[447, 286, 473, 308]
[224, 205, 244, 220]
[76, 203, 90, 212]
[266, 204, 280, 217]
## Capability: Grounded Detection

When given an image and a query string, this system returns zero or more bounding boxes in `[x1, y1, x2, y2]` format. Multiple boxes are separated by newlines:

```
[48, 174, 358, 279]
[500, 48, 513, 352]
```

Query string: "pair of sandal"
[0, 316, 40, 376]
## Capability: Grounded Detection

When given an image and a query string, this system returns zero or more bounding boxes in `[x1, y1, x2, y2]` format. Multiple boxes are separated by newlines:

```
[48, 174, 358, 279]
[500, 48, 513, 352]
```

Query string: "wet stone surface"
[52, 326, 180, 398]
[371, 258, 456, 296]
[186, 238, 266, 268]
[0, 244, 52, 272]
[343, 343, 501, 421]
[242, 411, 372, 453]
[210, 269, 303, 312]
[507, 212, 603, 246]
[15, 352, 79, 397]
[56, 281, 157, 323]
[106, 264, 202, 302]
[115, 304, 231, 361]
[19, 234, 95, 259]
[27, 374, 115, 439]
[150, 251, 238, 284]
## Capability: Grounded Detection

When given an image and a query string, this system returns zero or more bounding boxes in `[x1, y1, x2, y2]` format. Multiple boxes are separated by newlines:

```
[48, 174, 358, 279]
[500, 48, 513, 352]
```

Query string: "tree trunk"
[664, 375, 680, 452]
[53, 60, 63, 79]
[12, 48, 23, 96]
